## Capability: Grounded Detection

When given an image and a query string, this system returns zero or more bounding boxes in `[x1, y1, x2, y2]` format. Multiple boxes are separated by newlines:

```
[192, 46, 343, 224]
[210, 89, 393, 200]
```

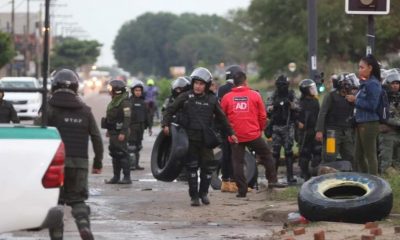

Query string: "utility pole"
[25, 0, 31, 76]
[366, 15, 375, 55]
[10, 0, 15, 76]
[307, 0, 317, 80]
[41, 0, 50, 127]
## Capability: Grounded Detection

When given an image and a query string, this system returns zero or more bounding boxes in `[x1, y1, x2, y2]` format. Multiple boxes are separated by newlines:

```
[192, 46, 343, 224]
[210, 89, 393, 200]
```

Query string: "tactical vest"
[130, 97, 146, 123]
[326, 92, 354, 129]
[106, 100, 126, 130]
[271, 91, 296, 125]
[49, 106, 90, 158]
[183, 92, 216, 130]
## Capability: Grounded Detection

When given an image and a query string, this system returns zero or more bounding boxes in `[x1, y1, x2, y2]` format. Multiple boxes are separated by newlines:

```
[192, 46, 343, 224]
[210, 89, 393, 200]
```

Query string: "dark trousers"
[220, 138, 233, 181]
[50, 168, 91, 240]
[231, 137, 277, 195]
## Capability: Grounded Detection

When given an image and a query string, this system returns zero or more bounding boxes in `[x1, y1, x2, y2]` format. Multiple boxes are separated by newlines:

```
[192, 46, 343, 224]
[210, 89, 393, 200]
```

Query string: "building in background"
[0, 12, 43, 77]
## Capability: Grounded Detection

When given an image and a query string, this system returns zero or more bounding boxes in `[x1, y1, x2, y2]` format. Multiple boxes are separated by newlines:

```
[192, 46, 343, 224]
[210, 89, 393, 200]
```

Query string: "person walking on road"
[346, 54, 382, 175]
[220, 66, 280, 198]
[43, 69, 103, 240]
[162, 67, 237, 206]
[144, 78, 159, 127]
[128, 80, 152, 171]
[102, 80, 132, 184]
[0, 89, 20, 123]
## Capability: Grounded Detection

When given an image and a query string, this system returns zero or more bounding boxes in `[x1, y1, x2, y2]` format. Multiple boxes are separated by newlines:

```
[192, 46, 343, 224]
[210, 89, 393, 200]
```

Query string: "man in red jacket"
[221, 66, 279, 197]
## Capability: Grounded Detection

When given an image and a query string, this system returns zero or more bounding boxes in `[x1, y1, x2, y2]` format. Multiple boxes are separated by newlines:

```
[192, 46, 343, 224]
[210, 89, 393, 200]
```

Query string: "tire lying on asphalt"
[151, 123, 188, 182]
[298, 172, 393, 223]
[211, 150, 257, 190]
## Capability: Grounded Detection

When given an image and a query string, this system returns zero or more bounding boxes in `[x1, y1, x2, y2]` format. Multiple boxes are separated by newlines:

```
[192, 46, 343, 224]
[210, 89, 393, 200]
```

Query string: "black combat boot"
[119, 157, 132, 184]
[72, 204, 94, 240]
[49, 224, 64, 240]
[285, 155, 297, 185]
[199, 171, 212, 205]
[299, 157, 311, 181]
[188, 171, 200, 206]
[105, 159, 120, 184]
[135, 152, 144, 170]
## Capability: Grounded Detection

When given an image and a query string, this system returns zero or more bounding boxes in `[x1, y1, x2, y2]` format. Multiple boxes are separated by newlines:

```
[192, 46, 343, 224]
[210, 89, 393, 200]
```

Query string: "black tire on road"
[211, 150, 257, 190]
[151, 124, 188, 182]
[298, 172, 393, 223]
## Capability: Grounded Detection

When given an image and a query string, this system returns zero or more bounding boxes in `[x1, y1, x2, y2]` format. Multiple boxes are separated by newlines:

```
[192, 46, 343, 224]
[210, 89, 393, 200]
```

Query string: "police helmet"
[130, 79, 144, 90]
[225, 65, 245, 81]
[172, 76, 191, 91]
[275, 75, 289, 87]
[343, 73, 360, 89]
[108, 80, 126, 95]
[51, 69, 80, 93]
[147, 79, 155, 86]
[299, 79, 318, 96]
[384, 68, 400, 84]
[190, 67, 213, 84]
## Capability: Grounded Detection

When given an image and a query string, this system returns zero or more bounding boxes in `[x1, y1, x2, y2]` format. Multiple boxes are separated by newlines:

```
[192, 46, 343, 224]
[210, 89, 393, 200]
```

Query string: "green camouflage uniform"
[379, 92, 400, 173]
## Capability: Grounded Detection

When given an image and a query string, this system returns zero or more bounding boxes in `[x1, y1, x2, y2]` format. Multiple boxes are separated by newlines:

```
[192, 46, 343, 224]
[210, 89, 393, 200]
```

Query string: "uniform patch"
[233, 96, 249, 112]
[123, 107, 131, 117]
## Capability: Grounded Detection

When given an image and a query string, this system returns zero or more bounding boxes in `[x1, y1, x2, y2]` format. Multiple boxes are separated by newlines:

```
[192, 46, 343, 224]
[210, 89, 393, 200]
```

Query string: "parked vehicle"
[0, 125, 65, 233]
[0, 77, 42, 119]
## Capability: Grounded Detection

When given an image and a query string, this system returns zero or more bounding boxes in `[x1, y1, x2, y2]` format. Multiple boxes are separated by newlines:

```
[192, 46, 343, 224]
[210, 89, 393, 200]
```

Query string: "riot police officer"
[161, 76, 191, 115]
[128, 80, 151, 170]
[379, 69, 400, 174]
[161, 76, 191, 181]
[162, 67, 237, 206]
[267, 75, 298, 184]
[0, 89, 19, 123]
[315, 73, 356, 167]
[103, 80, 132, 184]
[44, 69, 103, 240]
[297, 79, 321, 180]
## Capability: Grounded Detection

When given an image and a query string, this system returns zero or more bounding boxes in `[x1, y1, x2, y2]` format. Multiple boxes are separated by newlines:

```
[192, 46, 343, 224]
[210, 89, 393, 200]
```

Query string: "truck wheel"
[151, 124, 188, 182]
[298, 172, 393, 223]
[210, 150, 257, 190]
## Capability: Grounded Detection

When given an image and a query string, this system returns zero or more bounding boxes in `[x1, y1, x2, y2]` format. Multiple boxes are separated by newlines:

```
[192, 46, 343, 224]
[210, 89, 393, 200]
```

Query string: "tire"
[298, 172, 393, 223]
[151, 124, 188, 182]
[210, 150, 257, 190]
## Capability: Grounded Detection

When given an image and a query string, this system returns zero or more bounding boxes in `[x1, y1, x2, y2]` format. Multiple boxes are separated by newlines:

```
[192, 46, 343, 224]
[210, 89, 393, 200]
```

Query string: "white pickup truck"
[0, 123, 65, 233]
[0, 2, 65, 234]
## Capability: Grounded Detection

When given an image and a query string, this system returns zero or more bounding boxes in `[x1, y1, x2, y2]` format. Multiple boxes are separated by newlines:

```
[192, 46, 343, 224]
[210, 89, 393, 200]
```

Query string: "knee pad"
[71, 202, 90, 219]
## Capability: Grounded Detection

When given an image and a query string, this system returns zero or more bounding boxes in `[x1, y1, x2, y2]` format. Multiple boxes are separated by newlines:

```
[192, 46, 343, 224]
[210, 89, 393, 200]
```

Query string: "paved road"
[0, 91, 279, 240]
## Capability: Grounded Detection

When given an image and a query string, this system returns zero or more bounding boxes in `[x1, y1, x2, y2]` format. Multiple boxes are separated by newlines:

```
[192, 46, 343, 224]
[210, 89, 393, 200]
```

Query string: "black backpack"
[377, 90, 390, 123]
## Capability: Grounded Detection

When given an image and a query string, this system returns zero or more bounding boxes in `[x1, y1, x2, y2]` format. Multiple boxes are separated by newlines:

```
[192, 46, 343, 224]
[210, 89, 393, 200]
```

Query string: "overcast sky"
[6, 0, 251, 66]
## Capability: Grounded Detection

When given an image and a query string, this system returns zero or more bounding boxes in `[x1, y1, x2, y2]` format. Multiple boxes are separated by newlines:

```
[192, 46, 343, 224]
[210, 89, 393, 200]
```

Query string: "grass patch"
[266, 186, 300, 201]
[384, 174, 400, 214]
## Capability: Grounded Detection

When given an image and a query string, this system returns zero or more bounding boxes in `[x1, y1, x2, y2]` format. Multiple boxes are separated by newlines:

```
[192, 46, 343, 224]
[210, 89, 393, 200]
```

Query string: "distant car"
[0, 77, 42, 119]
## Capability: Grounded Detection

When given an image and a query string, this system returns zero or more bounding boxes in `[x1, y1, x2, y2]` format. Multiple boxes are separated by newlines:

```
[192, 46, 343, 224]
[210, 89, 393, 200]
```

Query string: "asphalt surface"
[0, 90, 278, 240]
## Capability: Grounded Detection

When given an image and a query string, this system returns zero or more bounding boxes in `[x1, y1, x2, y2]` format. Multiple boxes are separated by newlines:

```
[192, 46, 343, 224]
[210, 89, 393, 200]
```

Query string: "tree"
[50, 37, 102, 70]
[113, 12, 255, 77]
[248, 0, 400, 78]
[0, 32, 15, 69]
